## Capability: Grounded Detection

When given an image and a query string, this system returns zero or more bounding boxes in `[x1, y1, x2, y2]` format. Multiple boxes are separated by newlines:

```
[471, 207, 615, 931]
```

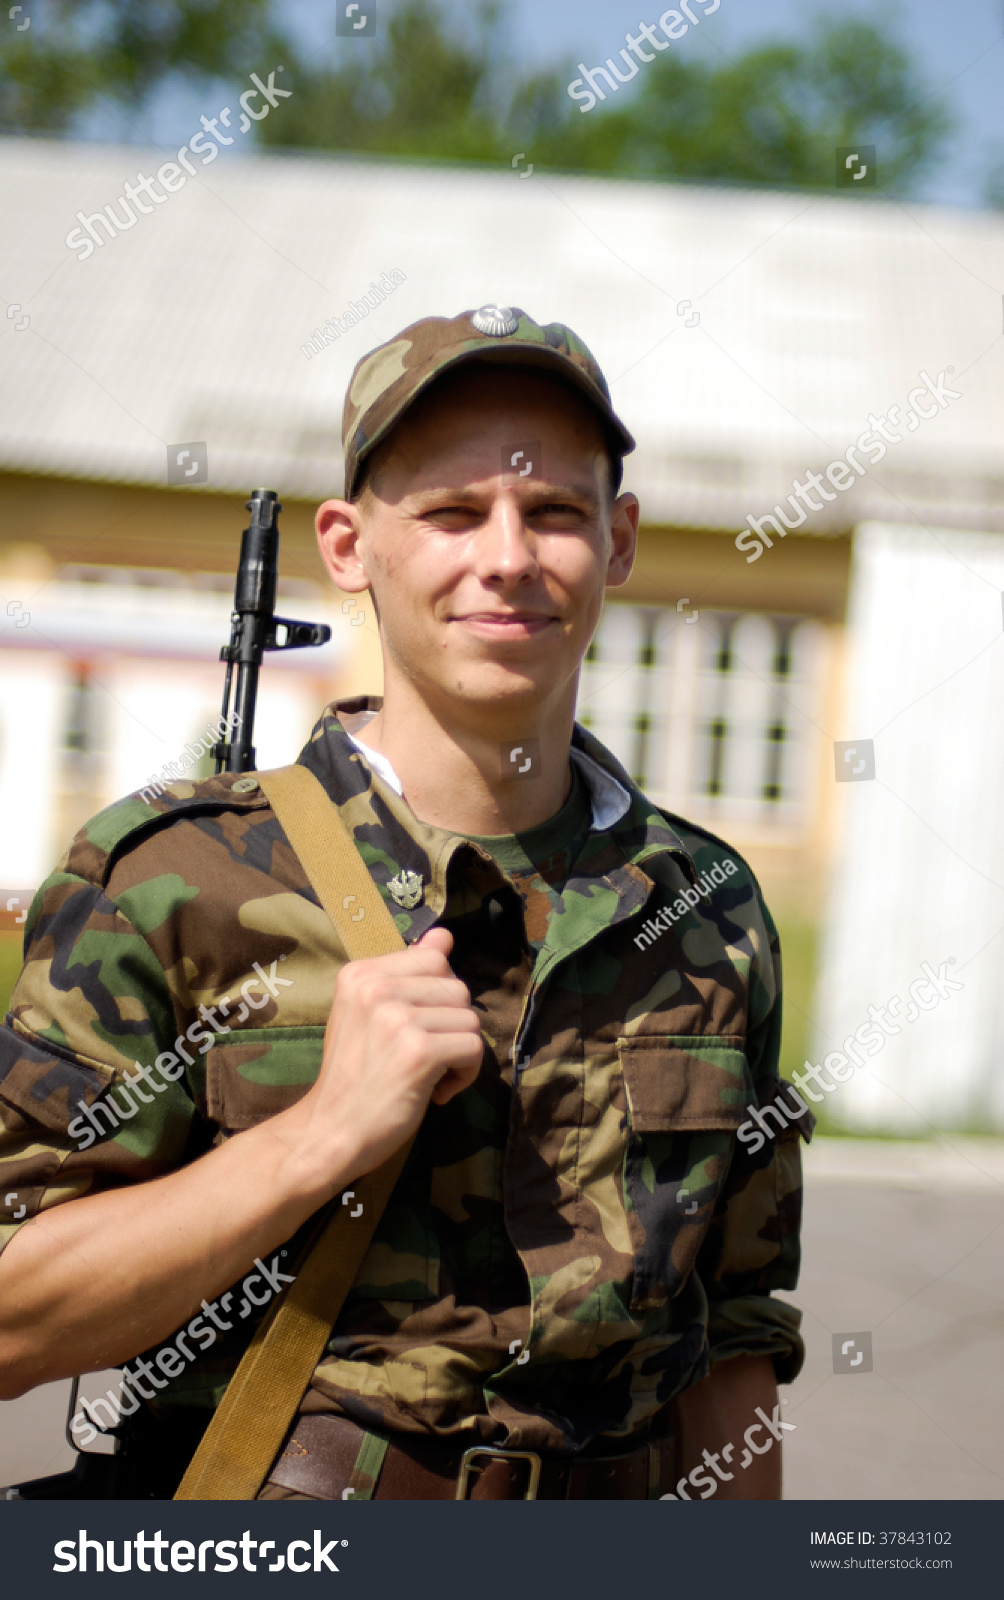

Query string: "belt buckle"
[456, 1445, 542, 1501]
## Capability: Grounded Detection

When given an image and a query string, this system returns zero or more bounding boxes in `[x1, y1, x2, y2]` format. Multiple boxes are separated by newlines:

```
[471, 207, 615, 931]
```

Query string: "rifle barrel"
[215, 488, 332, 775]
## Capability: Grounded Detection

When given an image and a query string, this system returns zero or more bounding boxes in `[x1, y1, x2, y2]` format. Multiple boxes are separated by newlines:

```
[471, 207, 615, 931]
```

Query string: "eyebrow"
[409, 481, 604, 512]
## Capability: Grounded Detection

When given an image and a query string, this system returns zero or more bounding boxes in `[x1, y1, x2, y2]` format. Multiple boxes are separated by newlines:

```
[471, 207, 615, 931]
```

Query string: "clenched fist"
[301, 927, 483, 1183]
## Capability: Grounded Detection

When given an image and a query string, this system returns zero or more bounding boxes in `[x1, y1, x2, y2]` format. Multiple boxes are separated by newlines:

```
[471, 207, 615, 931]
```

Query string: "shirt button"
[232, 776, 259, 794]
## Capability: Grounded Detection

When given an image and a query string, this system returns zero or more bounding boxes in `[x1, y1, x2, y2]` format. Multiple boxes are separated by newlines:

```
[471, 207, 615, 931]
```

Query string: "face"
[316, 365, 638, 731]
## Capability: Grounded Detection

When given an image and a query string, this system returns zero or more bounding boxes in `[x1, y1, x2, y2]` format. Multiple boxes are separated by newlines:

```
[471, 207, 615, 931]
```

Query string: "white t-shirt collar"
[343, 716, 631, 832]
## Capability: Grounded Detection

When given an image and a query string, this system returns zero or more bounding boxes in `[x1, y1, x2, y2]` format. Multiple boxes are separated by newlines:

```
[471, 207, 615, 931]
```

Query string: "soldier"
[0, 307, 809, 1501]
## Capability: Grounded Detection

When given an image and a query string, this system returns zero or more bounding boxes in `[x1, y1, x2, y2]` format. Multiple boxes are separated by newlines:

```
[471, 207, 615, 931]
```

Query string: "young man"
[0, 307, 808, 1501]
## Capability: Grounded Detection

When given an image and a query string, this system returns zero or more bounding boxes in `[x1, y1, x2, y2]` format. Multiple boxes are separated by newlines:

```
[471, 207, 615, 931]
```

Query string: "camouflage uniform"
[0, 700, 808, 1458]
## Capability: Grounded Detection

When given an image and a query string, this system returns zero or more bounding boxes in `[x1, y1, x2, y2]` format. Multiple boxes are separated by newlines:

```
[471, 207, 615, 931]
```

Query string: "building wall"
[816, 522, 1004, 1132]
[0, 471, 328, 583]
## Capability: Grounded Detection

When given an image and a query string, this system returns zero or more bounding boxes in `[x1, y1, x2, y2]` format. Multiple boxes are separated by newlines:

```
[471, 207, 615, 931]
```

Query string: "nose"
[473, 492, 539, 586]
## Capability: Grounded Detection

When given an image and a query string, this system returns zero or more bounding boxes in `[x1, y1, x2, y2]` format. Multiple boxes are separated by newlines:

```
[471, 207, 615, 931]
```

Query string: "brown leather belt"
[263, 1413, 671, 1501]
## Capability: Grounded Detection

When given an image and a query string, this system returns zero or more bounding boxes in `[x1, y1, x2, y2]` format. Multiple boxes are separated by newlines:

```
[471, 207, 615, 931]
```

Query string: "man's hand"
[298, 927, 484, 1181]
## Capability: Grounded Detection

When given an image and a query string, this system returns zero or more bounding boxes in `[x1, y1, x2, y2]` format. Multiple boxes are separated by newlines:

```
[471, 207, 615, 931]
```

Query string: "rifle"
[2, 488, 332, 1502]
[213, 487, 331, 773]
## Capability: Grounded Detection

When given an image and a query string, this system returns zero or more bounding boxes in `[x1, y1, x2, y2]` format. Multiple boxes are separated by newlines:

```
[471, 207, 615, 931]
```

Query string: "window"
[577, 603, 823, 832]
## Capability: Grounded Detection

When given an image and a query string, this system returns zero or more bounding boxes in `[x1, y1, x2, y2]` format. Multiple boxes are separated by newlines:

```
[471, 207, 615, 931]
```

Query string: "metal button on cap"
[231, 776, 259, 793]
[471, 304, 519, 337]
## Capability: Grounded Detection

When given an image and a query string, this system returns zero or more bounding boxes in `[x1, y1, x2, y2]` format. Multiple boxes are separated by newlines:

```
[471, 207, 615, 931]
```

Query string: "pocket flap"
[618, 1035, 749, 1133]
[205, 1026, 324, 1131]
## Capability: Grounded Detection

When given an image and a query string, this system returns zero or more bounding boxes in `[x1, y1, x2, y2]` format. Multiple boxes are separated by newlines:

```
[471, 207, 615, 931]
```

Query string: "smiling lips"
[454, 611, 557, 637]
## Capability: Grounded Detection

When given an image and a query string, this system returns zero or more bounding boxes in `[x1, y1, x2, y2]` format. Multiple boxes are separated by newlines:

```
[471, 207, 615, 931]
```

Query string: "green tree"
[0, 0, 281, 133]
[0, 1, 99, 132]
[508, 18, 952, 193]
[258, 1, 503, 163]
[0, 1, 953, 200]
[261, 7, 951, 197]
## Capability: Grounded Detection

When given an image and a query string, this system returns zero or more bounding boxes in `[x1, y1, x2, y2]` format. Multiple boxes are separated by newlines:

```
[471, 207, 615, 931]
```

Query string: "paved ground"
[781, 1136, 1004, 1500]
[2, 1138, 1002, 1498]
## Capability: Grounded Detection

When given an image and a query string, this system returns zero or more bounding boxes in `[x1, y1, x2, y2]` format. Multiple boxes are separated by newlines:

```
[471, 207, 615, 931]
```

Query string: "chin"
[440, 659, 557, 708]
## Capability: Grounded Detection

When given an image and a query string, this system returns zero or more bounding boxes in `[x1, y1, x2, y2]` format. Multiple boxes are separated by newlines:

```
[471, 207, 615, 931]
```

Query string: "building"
[2, 136, 1002, 1126]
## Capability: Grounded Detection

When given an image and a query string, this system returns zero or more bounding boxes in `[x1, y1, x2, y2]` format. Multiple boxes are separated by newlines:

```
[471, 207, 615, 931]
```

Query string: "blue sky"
[91, 0, 1004, 210]
[509, 0, 1004, 206]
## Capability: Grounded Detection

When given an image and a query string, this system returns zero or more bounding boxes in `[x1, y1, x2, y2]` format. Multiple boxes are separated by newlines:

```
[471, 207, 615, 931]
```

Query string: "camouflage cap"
[341, 305, 636, 499]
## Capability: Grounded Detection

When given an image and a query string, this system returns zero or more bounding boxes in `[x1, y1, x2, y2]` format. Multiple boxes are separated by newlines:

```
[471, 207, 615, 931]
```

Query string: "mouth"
[452, 611, 559, 638]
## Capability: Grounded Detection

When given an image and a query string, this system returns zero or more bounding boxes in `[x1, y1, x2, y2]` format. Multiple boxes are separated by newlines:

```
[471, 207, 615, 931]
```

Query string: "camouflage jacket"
[0, 699, 808, 1454]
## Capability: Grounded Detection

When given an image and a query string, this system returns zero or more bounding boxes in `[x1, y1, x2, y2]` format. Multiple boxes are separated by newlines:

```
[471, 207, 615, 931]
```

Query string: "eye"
[531, 500, 591, 523]
[423, 502, 484, 526]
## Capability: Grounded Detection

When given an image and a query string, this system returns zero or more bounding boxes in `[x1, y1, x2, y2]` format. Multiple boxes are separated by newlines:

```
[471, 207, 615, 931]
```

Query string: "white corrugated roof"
[2, 137, 1003, 530]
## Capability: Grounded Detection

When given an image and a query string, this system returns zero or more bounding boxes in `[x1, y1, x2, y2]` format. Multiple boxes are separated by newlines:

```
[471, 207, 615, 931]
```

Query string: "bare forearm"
[668, 1354, 782, 1500]
[0, 1096, 351, 1398]
[0, 929, 482, 1401]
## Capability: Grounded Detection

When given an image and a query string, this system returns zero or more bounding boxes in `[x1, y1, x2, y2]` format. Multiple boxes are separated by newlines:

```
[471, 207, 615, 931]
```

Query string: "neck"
[348, 674, 577, 834]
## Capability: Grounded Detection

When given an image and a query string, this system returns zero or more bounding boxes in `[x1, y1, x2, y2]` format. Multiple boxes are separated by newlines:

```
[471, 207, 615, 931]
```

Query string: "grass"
[775, 913, 818, 1087]
[772, 914, 860, 1138]
[773, 915, 858, 1136]
[0, 930, 24, 1018]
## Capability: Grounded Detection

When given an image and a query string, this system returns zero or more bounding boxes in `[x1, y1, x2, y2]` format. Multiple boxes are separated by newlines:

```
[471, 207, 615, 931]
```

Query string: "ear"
[315, 498, 370, 594]
[605, 492, 639, 589]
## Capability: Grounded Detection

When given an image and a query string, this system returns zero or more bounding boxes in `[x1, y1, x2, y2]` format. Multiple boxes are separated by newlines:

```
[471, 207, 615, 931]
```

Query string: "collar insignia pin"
[387, 869, 424, 910]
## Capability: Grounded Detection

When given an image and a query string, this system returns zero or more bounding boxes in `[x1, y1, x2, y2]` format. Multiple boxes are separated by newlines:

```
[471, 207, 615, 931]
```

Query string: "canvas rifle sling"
[174, 762, 412, 1500]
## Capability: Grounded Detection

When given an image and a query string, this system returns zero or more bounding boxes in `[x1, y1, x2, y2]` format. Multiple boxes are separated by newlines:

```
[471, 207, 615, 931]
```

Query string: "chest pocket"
[618, 1034, 749, 1313]
[204, 1026, 325, 1132]
[203, 1026, 440, 1304]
